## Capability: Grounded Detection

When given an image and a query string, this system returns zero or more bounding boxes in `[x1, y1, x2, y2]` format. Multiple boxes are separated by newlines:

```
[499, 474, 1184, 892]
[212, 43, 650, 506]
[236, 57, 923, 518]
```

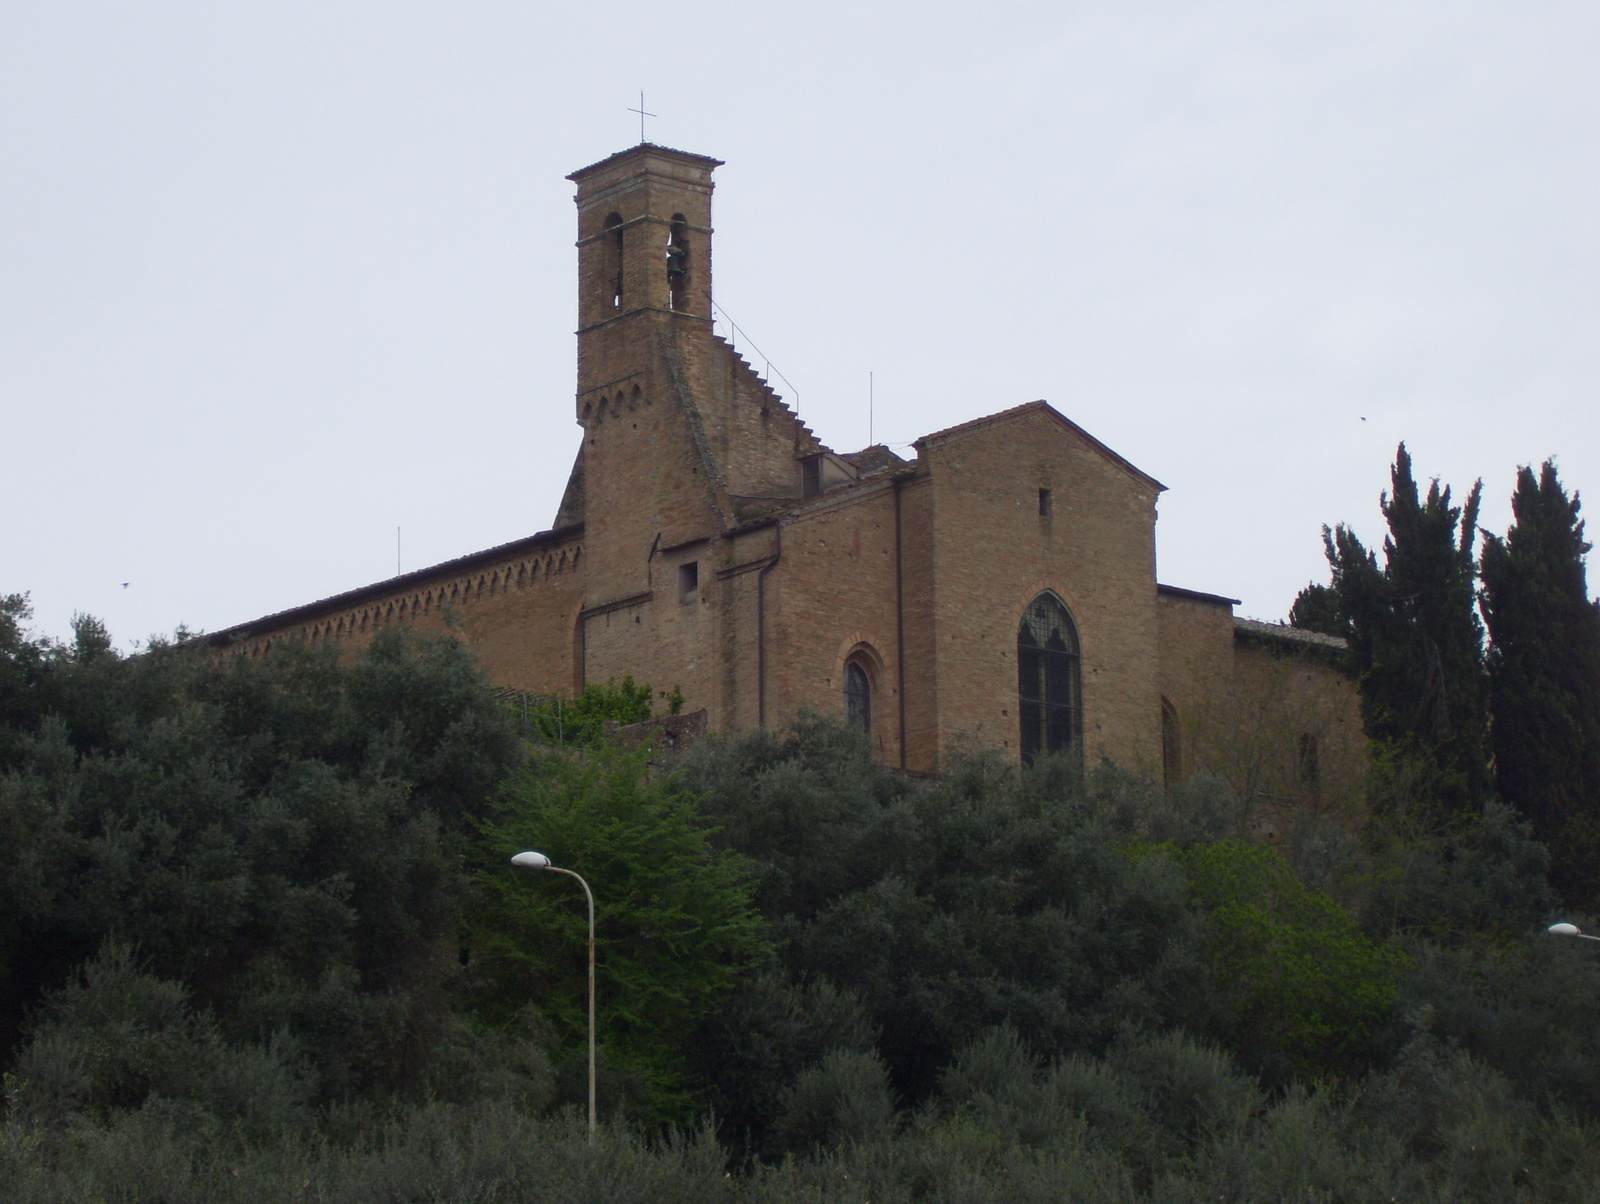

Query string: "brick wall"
[765, 480, 906, 765]
[1156, 590, 1237, 778]
[1222, 636, 1367, 830]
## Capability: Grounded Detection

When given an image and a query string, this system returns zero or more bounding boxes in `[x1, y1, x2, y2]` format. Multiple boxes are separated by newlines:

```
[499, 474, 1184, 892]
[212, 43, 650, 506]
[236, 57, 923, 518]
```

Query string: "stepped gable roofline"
[567, 143, 725, 182]
[914, 401, 1166, 493]
[1158, 583, 1241, 607]
[1234, 616, 1349, 652]
[206, 523, 583, 647]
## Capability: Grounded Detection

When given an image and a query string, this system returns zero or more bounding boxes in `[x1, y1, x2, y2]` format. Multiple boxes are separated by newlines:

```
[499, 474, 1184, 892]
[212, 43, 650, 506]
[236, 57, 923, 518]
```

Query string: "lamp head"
[511, 850, 552, 870]
[1549, 922, 1582, 937]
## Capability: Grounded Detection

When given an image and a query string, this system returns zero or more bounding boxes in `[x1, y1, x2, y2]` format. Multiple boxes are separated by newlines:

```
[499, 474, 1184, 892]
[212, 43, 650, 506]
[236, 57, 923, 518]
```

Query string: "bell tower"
[560, 142, 823, 528]
[568, 144, 721, 353]
[562, 144, 727, 597]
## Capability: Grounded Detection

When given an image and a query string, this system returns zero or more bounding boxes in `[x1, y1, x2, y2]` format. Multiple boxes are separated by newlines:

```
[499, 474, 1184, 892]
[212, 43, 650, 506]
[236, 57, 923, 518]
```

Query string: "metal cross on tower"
[627, 92, 656, 144]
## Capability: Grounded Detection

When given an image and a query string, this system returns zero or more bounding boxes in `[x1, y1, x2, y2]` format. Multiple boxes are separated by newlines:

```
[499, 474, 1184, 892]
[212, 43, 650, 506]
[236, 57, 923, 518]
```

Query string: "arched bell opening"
[603, 212, 624, 310]
[667, 213, 690, 311]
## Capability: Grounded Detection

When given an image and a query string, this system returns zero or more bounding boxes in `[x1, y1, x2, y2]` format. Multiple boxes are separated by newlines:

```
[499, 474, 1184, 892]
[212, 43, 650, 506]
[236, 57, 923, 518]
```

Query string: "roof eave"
[205, 522, 584, 646]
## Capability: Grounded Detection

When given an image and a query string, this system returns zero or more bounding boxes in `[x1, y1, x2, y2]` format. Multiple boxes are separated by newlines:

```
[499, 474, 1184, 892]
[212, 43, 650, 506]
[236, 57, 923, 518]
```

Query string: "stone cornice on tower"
[566, 143, 725, 183]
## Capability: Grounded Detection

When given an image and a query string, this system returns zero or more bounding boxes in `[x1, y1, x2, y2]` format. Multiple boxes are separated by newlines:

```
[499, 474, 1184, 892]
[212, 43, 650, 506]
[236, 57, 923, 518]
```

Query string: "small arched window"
[844, 661, 872, 735]
[667, 214, 689, 310]
[1017, 592, 1082, 766]
[603, 213, 624, 310]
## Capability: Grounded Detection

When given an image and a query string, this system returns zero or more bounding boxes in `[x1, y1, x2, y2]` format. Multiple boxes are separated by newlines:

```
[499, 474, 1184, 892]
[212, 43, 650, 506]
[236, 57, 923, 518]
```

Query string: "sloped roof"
[1233, 617, 1348, 652]
[914, 401, 1165, 492]
[206, 523, 582, 646]
[838, 445, 908, 475]
[1158, 583, 1242, 607]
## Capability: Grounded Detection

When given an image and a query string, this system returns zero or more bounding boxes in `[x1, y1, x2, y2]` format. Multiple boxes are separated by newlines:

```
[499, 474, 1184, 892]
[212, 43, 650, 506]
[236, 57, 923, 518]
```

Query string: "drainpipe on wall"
[894, 476, 908, 770]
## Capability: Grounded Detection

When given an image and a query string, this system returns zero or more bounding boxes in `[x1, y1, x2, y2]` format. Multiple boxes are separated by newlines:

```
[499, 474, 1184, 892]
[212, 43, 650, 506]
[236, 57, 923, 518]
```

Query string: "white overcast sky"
[3, 2, 1597, 649]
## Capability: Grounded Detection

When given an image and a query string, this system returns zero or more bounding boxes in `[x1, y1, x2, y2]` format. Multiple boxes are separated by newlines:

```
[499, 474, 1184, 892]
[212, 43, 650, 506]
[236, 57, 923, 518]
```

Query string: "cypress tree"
[1480, 461, 1600, 907]
[1288, 582, 1346, 638]
[1320, 444, 1490, 823]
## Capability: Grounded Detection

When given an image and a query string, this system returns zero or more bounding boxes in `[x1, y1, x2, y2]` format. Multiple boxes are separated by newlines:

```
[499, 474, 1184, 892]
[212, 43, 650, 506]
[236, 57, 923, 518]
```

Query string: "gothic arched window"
[1017, 592, 1081, 766]
[844, 660, 872, 735]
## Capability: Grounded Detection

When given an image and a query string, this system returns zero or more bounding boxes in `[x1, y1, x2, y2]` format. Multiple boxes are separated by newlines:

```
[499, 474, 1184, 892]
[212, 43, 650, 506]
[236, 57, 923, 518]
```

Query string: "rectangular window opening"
[1038, 487, 1052, 517]
[802, 456, 822, 499]
[678, 561, 699, 603]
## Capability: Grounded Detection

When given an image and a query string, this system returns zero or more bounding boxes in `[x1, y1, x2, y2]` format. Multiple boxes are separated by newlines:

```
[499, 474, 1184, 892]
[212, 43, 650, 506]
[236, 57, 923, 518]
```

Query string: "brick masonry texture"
[211, 144, 1362, 785]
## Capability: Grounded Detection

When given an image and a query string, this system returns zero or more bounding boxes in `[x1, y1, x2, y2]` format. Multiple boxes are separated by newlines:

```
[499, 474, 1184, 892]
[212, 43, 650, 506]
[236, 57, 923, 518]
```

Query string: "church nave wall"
[916, 406, 1165, 774]
[222, 534, 586, 700]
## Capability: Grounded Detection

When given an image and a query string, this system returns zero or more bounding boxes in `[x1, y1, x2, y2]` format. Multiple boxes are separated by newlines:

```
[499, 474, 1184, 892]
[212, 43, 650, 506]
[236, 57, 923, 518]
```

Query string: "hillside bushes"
[2, 596, 1597, 1200]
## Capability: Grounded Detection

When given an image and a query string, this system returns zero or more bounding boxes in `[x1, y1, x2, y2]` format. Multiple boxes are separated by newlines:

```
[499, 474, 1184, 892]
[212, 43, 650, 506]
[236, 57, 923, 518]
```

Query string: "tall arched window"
[844, 661, 872, 735]
[1018, 593, 1081, 766]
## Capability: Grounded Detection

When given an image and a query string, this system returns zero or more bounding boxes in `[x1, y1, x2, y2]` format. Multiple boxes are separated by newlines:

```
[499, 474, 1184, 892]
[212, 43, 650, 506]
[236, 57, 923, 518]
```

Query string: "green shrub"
[1140, 839, 1406, 1079]
[470, 743, 770, 1118]
[504, 676, 659, 745]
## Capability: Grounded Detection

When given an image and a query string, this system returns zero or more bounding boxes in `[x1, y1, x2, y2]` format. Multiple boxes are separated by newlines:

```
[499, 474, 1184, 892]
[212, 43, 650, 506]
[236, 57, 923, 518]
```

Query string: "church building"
[212, 143, 1360, 796]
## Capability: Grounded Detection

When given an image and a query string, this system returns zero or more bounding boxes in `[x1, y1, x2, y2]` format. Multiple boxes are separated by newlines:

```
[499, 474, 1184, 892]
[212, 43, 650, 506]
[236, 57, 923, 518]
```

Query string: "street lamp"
[511, 849, 596, 1142]
[1548, 922, 1600, 942]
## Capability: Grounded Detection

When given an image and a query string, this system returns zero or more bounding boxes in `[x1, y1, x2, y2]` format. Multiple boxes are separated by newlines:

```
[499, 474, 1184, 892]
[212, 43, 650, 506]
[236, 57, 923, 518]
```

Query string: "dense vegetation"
[2, 448, 1598, 1201]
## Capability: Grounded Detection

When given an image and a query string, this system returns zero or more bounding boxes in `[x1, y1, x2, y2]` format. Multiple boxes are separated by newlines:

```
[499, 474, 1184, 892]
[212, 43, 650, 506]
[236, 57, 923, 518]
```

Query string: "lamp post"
[1548, 922, 1600, 943]
[511, 850, 596, 1142]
